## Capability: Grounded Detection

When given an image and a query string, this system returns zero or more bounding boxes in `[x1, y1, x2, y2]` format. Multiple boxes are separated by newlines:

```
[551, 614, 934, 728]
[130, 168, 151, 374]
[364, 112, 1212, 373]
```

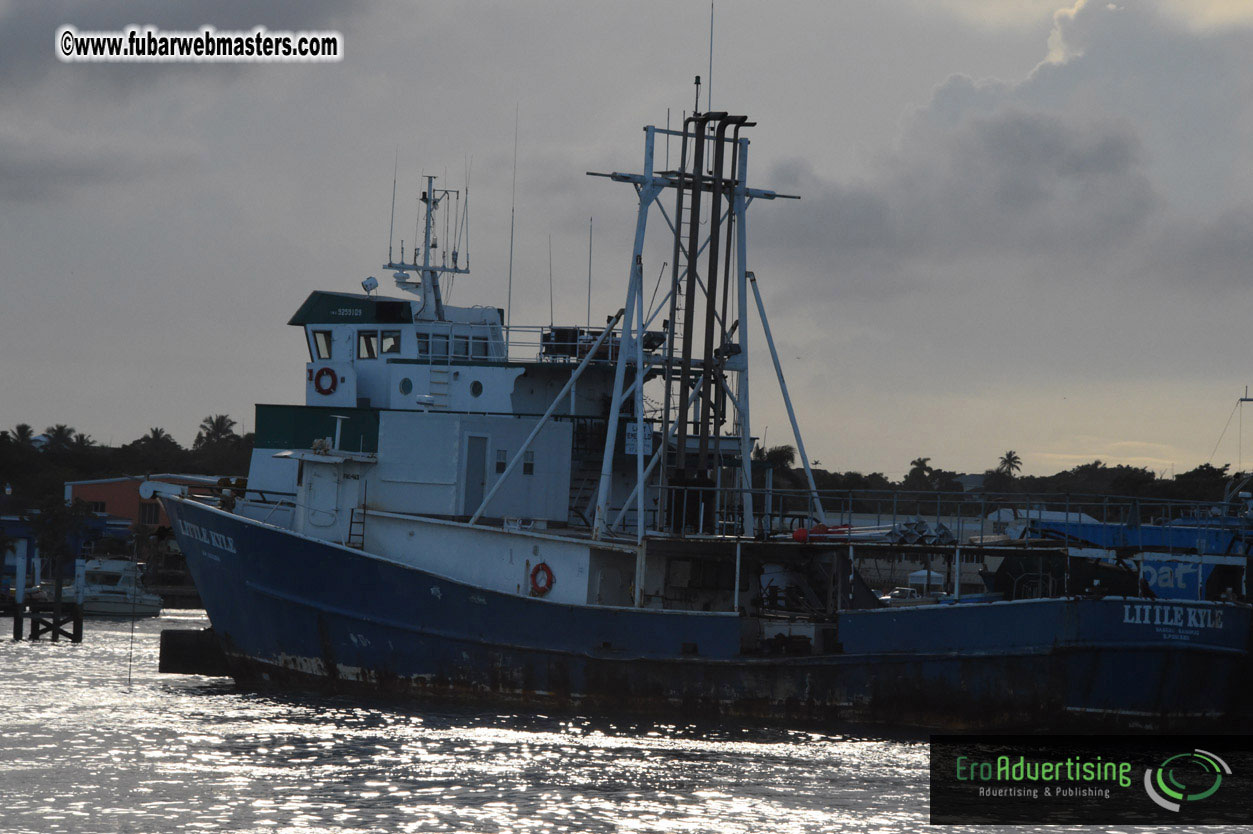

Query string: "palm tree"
[24, 497, 92, 579]
[72, 431, 95, 449]
[194, 414, 238, 449]
[763, 444, 797, 472]
[10, 423, 35, 448]
[902, 457, 934, 491]
[139, 427, 179, 448]
[42, 424, 76, 453]
[997, 450, 1022, 476]
[130, 425, 182, 450]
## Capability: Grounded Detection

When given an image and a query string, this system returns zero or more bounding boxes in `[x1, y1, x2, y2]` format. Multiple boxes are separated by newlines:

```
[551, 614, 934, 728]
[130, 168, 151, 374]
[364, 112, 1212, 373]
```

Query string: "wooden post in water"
[51, 575, 63, 643]
[955, 547, 962, 600]
[12, 551, 26, 640]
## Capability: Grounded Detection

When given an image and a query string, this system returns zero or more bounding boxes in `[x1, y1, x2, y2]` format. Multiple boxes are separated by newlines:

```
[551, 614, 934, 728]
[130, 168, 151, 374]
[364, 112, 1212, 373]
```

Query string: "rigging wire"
[647, 261, 667, 323]
[127, 548, 139, 687]
[1207, 398, 1241, 464]
[460, 156, 472, 270]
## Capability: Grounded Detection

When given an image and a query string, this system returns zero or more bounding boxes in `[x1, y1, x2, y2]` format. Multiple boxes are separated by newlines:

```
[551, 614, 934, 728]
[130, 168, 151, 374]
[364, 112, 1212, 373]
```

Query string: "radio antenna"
[505, 104, 519, 352]
[586, 216, 593, 330]
[387, 148, 398, 264]
[708, 1, 714, 112]
[548, 234, 555, 327]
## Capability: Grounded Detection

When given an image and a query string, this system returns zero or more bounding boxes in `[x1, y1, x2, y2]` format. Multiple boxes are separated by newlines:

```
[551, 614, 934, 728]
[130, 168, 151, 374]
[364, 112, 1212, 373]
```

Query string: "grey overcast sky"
[2, 1, 1251, 478]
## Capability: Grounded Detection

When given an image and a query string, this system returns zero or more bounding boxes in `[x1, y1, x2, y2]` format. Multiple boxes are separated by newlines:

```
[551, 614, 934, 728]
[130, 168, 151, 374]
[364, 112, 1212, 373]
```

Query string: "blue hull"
[164, 497, 1253, 730]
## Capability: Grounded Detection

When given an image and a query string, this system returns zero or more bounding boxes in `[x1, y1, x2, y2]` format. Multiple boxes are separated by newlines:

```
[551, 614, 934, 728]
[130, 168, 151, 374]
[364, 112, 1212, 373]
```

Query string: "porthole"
[470, 380, 483, 398]
[399, 377, 413, 395]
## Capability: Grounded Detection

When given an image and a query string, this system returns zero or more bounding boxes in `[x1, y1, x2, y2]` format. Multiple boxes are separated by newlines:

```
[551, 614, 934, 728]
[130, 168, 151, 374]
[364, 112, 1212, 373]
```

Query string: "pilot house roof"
[287, 291, 413, 327]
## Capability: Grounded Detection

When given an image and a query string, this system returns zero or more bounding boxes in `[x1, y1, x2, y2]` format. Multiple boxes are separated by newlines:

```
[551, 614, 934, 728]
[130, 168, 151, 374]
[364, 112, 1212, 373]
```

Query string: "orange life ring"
[530, 562, 554, 596]
[313, 367, 338, 395]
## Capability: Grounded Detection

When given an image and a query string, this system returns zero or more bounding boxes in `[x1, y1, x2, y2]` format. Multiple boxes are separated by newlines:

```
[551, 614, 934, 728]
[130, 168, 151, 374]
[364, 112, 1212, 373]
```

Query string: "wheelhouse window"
[452, 334, 470, 359]
[357, 330, 379, 360]
[471, 336, 489, 359]
[496, 449, 507, 474]
[416, 333, 430, 357]
[523, 451, 535, 475]
[430, 334, 449, 359]
[380, 330, 401, 355]
[313, 331, 333, 360]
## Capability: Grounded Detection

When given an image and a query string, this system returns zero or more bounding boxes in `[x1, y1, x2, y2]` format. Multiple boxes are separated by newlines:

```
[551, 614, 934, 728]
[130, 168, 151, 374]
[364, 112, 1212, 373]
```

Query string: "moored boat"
[161, 107, 1251, 729]
[80, 558, 162, 618]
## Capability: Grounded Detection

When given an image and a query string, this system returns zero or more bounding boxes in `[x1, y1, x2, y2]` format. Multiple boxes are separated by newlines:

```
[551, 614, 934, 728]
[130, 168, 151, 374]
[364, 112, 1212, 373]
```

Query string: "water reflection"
[0, 612, 1177, 833]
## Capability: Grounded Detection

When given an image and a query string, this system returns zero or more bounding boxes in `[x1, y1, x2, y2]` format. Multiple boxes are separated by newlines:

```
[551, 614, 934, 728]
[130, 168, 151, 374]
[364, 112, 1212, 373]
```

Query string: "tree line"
[753, 444, 1240, 503]
[1, 421, 1242, 514]
[0, 415, 253, 512]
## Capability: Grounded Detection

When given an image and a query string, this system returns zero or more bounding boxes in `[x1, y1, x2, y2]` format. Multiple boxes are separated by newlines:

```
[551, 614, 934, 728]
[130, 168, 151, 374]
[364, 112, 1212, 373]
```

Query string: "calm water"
[0, 612, 1208, 833]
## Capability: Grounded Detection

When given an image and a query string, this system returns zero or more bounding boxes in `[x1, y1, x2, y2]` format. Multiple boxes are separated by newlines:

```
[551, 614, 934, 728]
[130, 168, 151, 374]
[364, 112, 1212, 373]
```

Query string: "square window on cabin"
[380, 330, 401, 355]
[471, 336, 489, 359]
[431, 334, 449, 358]
[496, 449, 507, 474]
[523, 451, 535, 475]
[357, 331, 379, 360]
[416, 333, 430, 357]
[313, 331, 333, 360]
[453, 335, 470, 359]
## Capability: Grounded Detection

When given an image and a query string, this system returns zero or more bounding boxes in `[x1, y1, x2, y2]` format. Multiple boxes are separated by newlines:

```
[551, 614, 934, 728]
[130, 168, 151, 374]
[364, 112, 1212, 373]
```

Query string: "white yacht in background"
[80, 558, 162, 617]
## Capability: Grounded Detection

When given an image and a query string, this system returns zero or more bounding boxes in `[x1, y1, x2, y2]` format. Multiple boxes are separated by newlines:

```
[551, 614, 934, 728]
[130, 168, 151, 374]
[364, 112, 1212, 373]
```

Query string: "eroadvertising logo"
[930, 735, 1251, 824]
[1142, 749, 1230, 812]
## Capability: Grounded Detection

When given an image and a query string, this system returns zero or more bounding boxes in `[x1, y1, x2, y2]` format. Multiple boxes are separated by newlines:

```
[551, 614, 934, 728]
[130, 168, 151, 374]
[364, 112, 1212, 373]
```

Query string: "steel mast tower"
[588, 110, 822, 542]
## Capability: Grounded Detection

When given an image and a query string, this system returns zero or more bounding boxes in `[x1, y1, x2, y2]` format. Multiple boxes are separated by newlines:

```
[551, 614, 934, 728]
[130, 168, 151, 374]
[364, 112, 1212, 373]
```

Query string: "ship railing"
[241, 488, 297, 504]
[235, 488, 298, 524]
[608, 484, 1250, 603]
[499, 324, 669, 366]
[629, 484, 1253, 548]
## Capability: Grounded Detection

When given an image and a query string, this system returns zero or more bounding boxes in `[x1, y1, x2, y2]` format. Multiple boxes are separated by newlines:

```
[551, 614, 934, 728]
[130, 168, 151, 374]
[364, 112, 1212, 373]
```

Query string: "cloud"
[756, 0, 1249, 307]
[0, 122, 197, 202]
[918, 0, 1253, 32]
[0, 0, 355, 99]
[757, 95, 1158, 303]
[895, 96, 1156, 256]
[1146, 205, 1253, 291]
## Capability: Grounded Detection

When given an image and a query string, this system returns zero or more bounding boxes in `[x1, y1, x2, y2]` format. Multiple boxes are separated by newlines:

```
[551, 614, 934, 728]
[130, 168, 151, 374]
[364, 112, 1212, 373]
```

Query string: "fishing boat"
[160, 108, 1251, 729]
[80, 558, 162, 617]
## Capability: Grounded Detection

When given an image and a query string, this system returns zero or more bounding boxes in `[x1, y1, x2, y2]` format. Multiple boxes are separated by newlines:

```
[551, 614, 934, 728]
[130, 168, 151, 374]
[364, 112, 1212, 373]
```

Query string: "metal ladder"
[428, 366, 451, 409]
[346, 507, 365, 549]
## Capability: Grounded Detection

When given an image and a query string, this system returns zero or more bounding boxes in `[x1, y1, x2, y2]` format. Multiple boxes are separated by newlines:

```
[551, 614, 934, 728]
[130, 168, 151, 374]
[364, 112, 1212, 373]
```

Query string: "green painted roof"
[255, 404, 380, 453]
[287, 291, 412, 326]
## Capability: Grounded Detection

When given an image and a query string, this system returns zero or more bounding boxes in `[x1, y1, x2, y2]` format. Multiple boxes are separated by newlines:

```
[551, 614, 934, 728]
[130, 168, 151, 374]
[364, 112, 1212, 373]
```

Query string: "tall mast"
[587, 112, 806, 540]
[385, 173, 471, 320]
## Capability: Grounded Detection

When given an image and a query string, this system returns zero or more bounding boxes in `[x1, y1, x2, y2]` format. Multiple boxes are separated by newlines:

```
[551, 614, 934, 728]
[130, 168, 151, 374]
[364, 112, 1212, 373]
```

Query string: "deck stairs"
[568, 458, 600, 528]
